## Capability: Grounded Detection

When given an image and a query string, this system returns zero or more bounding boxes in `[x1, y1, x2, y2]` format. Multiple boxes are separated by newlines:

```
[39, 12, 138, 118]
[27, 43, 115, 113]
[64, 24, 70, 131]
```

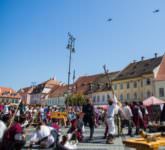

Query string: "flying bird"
[153, 9, 160, 13]
[107, 18, 112, 22]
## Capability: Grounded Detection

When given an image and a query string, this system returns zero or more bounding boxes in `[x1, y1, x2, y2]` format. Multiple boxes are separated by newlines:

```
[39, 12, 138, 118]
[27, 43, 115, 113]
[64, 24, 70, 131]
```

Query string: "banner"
[50, 112, 67, 119]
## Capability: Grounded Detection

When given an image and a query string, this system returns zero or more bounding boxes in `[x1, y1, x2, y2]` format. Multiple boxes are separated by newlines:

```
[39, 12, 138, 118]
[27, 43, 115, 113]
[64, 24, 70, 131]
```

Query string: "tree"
[65, 93, 86, 106]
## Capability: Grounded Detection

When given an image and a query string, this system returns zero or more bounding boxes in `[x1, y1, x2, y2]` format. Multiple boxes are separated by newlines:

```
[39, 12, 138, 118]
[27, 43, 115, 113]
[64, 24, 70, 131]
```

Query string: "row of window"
[47, 99, 65, 105]
[119, 91, 152, 101]
[119, 88, 165, 100]
[93, 94, 110, 103]
[0, 98, 18, 103]
[93, 90, 153, 102]
[113, 78, 151, 90]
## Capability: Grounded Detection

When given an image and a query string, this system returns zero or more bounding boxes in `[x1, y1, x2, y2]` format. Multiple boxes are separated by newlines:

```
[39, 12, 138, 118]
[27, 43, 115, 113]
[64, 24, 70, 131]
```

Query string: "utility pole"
[66, 32, 76, 94]
[73, 69, 76, 83]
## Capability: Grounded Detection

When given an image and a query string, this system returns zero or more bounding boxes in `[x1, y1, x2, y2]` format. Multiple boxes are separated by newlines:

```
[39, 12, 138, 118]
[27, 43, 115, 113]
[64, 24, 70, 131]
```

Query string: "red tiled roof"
[31, 79, 61, 94]
[18, 86, 34, 94]
[156, 54, 165, 81]
[49, 85, 68, 98]
[0, 86, 20, 99]
[0, 86, 15, 94]
[74, 74, 102, 94]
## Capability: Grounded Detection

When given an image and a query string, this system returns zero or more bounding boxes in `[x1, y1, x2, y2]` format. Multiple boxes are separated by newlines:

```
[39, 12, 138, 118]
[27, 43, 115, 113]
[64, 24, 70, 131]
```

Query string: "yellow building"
[112, 54, 165, 102]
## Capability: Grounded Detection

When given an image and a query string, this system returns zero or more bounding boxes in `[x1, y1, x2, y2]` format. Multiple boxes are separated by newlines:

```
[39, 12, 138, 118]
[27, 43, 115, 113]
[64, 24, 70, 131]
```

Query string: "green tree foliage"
[65, 93, 86, 106]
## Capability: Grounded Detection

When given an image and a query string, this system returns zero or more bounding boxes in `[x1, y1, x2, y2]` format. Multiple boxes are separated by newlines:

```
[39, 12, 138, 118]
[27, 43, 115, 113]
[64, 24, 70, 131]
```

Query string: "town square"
[0, 0, 165, 150]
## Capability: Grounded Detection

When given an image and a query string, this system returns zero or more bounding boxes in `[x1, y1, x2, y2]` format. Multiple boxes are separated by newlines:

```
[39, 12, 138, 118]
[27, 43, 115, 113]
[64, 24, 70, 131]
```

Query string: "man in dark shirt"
[82, 98, 95, 140]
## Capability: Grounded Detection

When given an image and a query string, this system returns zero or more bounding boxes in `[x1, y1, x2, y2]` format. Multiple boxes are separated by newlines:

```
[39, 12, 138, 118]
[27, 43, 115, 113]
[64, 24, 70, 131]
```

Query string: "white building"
[29, 79, 60, 105]
[46, 85, 68, 106]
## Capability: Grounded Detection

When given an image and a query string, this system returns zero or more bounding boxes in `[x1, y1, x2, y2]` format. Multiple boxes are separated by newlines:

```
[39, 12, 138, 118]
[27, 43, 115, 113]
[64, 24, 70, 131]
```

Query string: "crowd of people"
[0, 97, 165, 150]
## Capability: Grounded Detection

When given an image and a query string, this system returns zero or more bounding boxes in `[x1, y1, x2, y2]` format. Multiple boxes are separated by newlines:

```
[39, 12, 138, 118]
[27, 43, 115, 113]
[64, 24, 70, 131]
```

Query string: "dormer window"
[146, 78, 151, 85]
[81, 83, 85, 86]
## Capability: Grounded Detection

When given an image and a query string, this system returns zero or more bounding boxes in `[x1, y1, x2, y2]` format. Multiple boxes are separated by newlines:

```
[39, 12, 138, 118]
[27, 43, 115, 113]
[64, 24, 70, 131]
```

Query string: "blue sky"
[0, 0, 165, 90]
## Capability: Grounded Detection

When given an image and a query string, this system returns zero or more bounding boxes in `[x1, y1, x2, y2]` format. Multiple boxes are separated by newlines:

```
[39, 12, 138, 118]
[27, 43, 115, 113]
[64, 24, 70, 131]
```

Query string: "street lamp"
[66, 32, 76, 94]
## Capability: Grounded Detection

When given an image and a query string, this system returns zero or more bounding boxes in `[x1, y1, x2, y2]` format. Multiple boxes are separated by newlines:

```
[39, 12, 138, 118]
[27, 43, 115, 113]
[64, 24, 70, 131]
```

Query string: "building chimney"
[141, 56, 144, 61]
[155, 53, 158, 58]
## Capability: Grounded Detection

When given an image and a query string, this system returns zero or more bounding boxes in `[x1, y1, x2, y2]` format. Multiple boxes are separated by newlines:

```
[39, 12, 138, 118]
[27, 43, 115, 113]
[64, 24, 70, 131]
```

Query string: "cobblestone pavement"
[24, 126, 134, 150]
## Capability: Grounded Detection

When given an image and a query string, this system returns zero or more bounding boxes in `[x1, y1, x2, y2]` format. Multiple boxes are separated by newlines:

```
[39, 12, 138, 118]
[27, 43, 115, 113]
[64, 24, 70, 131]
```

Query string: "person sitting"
[29, 121, 56, 148]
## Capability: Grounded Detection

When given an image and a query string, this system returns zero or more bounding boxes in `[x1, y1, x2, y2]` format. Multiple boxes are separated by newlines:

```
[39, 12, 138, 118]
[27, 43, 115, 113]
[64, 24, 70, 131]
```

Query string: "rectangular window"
[120, 94, 123, 101]
[102, 95, 105, 102]
[127, 82, 130, 89]
[107, 94, 110, 99]
[93, 96, 96, 102]
[97, 95, 100, 102]
[127, 93, 130, 100]
[120, 83, 123, 89]
[134, 82, 137, 88]
[141, 80, 143, 87]
[114, 84, 117, 90]
[159, 88, 165, 97]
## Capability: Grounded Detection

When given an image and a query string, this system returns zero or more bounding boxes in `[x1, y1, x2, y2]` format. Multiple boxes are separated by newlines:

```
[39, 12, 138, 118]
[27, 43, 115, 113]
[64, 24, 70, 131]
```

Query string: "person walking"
[132, 102, 143, 135]
[106, 98, 116, 144]
[122, 102, 133, 136]
[82, 98, 95, 140]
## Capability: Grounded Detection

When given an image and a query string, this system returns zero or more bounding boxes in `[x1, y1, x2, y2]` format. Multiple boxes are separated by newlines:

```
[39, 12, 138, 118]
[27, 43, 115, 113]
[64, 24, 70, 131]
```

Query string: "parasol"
[143, 96, 165, 106]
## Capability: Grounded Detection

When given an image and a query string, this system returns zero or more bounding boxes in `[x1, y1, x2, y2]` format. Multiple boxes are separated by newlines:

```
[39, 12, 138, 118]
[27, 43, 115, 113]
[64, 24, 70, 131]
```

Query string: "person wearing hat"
[106, 98, 116, 144]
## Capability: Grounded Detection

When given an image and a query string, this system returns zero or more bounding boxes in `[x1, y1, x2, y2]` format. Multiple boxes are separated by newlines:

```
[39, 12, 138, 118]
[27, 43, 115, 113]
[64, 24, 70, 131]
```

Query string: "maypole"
[103, 65, 122, 136]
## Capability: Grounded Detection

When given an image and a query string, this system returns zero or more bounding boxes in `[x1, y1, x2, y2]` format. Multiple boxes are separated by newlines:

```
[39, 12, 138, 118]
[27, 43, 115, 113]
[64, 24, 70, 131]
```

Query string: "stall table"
[123, 137, 165, 150]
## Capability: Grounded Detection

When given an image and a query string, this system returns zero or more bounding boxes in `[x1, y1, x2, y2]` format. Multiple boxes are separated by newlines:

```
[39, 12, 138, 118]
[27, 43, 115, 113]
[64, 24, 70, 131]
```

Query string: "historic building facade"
[112, 54, 165, 102]
[46, 85, 68, 106]
[0, 86, 20, 104]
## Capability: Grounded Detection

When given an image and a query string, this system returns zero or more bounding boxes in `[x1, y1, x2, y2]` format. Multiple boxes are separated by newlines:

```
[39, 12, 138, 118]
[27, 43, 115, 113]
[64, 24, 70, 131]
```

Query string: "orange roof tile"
[156, 54, 165, 81]
[0, 86, 20, 99]
[74, 74, 102, 94]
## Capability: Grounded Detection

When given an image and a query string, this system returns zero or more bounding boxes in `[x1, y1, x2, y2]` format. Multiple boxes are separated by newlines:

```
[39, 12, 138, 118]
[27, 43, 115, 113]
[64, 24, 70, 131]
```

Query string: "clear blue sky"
[0, 0, 165, 90]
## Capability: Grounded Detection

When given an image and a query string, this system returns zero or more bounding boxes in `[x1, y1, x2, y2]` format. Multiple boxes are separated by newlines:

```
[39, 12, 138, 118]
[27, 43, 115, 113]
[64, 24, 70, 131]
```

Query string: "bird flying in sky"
[107, 18, 112, 22]
[153, 9, 160, 13]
